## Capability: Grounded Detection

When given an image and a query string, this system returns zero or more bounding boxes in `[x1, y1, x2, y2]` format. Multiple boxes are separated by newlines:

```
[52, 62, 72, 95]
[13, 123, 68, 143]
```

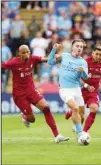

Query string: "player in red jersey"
[65, 44, 101, 132]
[2, 44, 69, 143]
[81, 44, 101, 132]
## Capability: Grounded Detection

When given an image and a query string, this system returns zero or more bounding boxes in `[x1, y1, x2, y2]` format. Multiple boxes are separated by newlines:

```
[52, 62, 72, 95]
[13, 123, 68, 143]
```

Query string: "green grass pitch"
[2, 114, 101, 164]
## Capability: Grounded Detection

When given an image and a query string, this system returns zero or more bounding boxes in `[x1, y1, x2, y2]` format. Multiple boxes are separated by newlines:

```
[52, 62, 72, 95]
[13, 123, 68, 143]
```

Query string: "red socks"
[42, 106, 59, 137]
[83, 112, 96, 132]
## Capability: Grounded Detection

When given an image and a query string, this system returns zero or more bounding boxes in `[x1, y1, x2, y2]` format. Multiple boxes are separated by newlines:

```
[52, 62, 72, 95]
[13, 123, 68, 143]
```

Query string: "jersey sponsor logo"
[96, 68, 99, 72]
[88, 72, 101, 78]
[24, 71, 32, 76]
[25, 68, 30, 70]
[20, 71, 32, 77]
[89, 68, 93, 70]
[92, 75, 101, 78]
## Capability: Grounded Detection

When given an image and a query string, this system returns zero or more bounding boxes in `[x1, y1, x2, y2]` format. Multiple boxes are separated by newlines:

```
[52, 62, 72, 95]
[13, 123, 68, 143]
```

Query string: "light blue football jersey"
[58, 52, 88, 88]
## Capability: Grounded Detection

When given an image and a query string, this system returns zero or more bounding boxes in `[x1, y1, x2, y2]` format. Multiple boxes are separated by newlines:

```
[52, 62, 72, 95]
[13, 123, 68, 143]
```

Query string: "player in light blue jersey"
[48, 39, 90, 145]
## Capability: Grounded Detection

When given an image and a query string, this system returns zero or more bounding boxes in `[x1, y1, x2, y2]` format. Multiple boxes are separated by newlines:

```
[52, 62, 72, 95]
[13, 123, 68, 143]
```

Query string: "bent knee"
[91, 108, 98, 113]
[89, 104, 98, 113]
[72, 107, 79, 113]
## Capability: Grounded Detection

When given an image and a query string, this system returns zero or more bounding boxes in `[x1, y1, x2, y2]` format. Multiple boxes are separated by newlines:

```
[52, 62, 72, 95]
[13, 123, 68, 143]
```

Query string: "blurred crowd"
[1, 1, 101, 91]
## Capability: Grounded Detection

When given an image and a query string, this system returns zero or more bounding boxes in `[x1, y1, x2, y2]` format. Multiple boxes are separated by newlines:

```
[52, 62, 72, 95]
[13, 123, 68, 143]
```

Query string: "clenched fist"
[53, 43, 63, 52]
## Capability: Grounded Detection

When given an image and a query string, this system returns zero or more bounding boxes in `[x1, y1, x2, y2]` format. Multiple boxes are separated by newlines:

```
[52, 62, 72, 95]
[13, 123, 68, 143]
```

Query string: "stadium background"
[1, 1, 101, 114]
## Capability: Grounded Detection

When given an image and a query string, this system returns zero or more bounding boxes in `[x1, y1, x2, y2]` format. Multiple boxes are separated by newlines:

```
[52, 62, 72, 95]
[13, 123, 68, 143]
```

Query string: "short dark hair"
[93, 44, 101, 51]
[72, 39, 86, 47]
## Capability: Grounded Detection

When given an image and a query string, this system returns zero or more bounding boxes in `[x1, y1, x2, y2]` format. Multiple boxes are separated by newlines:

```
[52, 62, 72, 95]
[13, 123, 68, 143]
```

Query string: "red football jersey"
[2, 56, 42, 96]
[83, 56, 101, 92]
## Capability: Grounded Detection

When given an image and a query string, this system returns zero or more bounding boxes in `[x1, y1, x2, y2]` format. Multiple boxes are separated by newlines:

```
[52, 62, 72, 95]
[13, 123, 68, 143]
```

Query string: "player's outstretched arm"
[48, 43, 62, 65]
[48, 48, 57, 65]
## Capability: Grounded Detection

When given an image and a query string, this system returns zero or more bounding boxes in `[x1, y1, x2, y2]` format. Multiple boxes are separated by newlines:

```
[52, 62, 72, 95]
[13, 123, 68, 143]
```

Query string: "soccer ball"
[78, 132, 91, 145]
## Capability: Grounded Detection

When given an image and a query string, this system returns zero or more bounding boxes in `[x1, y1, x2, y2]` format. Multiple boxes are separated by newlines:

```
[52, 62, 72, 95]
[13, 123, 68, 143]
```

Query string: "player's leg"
[72, 106, 85, 134]
[21, 112, 34, 127]
[83, 102, 98, 132]
[65, 89, 85, 122]
[79, 106, 85, 124]
[35, 98, 69, 143]
[66, 99, 90, 144]
[13, 96, 35, 127]
[65, 106, 85, 133]
[71, 91, 85, 133]
[67, 99, 83, 131]
[27, 88, 69, 142]
[59, 88, 84, 135]
[35, 98, 59, 137]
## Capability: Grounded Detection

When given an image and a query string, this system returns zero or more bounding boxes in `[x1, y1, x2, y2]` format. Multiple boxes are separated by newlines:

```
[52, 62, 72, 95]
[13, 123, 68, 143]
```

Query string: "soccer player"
[65, 44, 101, 133]
[81, 44, 101, 132]
[48, 39, 89, 142]
[2, 44, 69, 143]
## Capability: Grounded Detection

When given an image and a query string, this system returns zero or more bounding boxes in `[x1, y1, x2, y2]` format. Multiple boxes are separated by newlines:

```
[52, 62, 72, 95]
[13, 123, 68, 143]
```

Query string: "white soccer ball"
[78, 132, 91, 145]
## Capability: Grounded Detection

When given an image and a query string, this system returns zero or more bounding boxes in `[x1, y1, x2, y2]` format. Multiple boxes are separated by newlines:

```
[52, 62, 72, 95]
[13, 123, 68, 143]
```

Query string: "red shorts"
[13, 89, 43, 115]
[82, 90, 99, 107]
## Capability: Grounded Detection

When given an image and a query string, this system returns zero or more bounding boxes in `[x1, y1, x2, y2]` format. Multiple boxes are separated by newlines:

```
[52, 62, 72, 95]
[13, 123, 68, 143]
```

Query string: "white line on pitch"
[2, 136, 101, 141]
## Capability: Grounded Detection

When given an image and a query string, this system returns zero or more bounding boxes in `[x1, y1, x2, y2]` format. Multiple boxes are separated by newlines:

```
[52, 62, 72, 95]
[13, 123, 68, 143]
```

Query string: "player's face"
[92, 50, 101, 63]
[72, 42, 84, 57]
[19, 48, 30, 62]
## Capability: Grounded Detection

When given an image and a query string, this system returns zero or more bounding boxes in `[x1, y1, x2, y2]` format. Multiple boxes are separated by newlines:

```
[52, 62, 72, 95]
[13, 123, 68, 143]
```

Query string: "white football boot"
[55, 134, 69, 143]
